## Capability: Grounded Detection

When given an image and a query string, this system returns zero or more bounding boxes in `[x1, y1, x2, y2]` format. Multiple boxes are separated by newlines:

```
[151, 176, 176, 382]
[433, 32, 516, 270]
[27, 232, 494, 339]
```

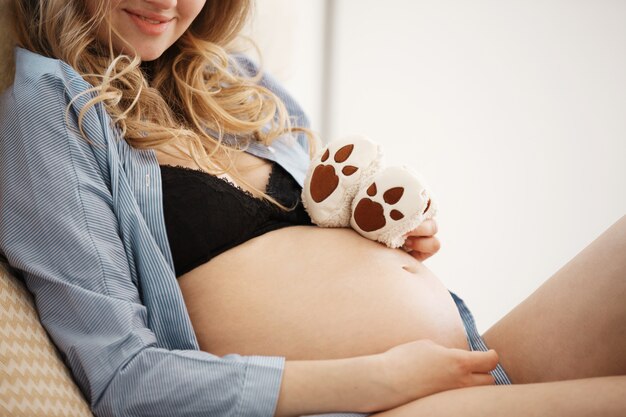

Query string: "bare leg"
[372, 376, 626, 417]
[372, 217, 626, 416]
[483, 215, 626, 383]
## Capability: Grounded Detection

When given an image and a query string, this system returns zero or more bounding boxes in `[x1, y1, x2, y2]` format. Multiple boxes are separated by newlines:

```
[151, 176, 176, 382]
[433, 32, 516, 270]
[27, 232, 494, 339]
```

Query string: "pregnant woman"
[159, 145, 471, 360]
[1, 1, 624, 417]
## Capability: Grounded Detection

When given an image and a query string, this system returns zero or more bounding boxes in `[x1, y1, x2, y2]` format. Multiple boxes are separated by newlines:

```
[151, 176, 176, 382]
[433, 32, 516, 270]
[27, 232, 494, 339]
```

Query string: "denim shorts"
[449, 291, 512, 385]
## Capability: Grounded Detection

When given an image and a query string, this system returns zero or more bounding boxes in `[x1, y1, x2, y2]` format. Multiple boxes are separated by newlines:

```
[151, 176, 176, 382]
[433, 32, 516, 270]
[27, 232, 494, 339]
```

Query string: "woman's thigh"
[482, 215, 626, 383]
[372, 376, 626, 417]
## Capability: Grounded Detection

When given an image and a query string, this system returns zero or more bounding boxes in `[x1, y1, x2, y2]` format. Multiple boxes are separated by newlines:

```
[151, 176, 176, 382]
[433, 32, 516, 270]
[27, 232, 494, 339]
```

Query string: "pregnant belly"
[177, 226, 469, 360]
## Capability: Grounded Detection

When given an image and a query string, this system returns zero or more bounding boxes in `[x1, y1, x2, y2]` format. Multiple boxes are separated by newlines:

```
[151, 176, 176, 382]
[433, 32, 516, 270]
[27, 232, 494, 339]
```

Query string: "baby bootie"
[302, 135, 383, 227]
[350, 166, 438, 248]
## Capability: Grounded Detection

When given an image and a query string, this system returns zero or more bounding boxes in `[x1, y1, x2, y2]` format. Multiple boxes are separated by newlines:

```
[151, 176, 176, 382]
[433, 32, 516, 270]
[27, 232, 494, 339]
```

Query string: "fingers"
[404, 219, 438, 238]
[402, 220, 440, 261]
[458, 350, 498, 387]
[405, 236, 441, 255]
[407, 249, 433, 262]
[469, 373, 496, 386]
[465, 349, 500, 373]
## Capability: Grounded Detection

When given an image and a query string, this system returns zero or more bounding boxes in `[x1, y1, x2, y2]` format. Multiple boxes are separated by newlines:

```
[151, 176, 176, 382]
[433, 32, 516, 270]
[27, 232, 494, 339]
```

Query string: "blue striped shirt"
[0, 47, 366, 417]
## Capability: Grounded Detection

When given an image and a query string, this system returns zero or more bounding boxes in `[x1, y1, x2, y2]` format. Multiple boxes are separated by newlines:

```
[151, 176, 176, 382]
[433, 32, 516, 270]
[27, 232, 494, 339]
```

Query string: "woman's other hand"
[366, 339, 498, 412]
[402, 219, 440, 261]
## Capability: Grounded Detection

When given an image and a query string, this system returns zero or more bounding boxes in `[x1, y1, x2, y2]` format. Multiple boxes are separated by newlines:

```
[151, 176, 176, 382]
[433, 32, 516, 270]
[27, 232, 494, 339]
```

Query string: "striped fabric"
[0, 47, 368, 417]
[0, 47, 509, 417]
[0, 47, 311, 417]
[450, 292, 512, 384]
[0, 262, 94, 417]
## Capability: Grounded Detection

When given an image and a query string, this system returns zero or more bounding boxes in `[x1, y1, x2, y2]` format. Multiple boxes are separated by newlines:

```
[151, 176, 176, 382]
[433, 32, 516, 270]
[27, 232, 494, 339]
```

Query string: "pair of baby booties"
[301, 136, 437, 248]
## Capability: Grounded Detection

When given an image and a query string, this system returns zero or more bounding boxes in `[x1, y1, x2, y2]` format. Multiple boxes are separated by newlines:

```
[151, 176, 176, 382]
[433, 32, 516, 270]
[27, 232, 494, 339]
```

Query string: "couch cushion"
[0, 262, 94, 416]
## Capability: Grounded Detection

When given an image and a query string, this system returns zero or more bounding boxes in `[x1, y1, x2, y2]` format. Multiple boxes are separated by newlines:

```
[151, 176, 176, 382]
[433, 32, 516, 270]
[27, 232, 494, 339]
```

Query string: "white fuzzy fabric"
[302, 135, 384, 227]
[350, 165, 438, 248]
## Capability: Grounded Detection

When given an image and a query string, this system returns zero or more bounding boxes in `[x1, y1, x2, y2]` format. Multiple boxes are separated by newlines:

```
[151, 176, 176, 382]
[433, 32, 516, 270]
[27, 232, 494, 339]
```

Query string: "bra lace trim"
[159, 163, 280, 209]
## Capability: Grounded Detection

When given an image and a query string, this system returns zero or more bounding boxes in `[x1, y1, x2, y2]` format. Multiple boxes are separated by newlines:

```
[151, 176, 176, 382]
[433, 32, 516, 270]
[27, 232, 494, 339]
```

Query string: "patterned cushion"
[0, 262, 94, 417]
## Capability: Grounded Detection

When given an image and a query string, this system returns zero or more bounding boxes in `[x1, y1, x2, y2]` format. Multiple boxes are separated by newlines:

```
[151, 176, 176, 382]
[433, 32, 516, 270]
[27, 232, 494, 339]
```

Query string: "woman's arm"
[0, 60, 287, 417]
[275, 340, 499, 416]
[0, 51, 496, 416]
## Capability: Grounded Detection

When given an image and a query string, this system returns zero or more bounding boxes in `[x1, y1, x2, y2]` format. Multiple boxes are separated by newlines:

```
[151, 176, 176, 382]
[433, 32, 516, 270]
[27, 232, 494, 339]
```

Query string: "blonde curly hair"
[11, 0, 317, 205]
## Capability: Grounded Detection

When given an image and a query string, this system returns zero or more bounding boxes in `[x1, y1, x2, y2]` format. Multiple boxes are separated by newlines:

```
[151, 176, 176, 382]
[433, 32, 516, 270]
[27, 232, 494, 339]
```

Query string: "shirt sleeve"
[0, 68, 285, 417]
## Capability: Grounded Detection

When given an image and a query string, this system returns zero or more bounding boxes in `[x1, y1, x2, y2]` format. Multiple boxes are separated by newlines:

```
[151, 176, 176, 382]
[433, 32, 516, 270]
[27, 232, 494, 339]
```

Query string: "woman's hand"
[365, 339, 498, 413]
[402, 219, 440, 261]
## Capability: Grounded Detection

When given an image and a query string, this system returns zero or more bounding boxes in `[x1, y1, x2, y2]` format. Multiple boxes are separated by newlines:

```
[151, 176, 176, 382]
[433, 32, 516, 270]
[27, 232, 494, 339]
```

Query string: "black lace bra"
[160, 162, 312, 277]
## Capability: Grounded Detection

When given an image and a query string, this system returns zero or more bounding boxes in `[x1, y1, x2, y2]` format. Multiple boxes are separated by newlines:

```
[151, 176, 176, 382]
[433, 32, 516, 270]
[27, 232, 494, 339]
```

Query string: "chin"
[138, 49, 167, 62]
[120, 41, 169, 61]
[109, 43, 166, 62]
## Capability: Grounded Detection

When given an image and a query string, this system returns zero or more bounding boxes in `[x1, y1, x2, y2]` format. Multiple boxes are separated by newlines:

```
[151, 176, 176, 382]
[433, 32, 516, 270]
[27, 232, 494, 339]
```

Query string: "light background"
[250, 0, 626, 332]
[1, 1, 623, 333]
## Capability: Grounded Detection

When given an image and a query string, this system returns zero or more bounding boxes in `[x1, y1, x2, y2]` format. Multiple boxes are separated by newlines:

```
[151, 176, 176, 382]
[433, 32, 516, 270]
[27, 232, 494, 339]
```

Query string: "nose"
[144, 0, 177, 9]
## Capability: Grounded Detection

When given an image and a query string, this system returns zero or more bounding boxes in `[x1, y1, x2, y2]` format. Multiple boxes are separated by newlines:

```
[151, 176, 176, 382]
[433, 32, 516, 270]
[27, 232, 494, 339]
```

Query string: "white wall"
[246, 0, 327, 134]
[330, 0, 626, 332]
[253, 0, 626, 332]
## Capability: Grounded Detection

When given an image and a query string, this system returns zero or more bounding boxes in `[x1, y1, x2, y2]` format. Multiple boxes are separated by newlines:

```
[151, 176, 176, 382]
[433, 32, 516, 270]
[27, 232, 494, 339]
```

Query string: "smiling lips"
[124, 9, 173, 35]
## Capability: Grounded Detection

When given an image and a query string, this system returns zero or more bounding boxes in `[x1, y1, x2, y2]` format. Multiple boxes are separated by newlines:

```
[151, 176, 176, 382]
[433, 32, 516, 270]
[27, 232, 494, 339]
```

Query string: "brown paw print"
[309, 145, 359, 202]
[353, 183, 407, 232]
